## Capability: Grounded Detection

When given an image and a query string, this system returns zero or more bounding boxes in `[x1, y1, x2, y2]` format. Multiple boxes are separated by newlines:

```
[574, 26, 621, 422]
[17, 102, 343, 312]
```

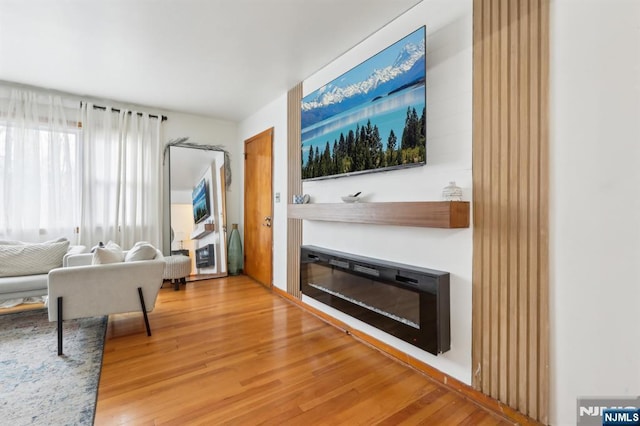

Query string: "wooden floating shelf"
[287, 201, 469, 229]
[190, 222, 215, 239]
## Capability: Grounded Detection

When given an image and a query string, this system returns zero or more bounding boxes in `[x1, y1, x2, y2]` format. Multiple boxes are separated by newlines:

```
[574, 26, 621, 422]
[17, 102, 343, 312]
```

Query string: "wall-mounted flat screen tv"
[192, 178, 211, 224]
[301, 26, 426, 181]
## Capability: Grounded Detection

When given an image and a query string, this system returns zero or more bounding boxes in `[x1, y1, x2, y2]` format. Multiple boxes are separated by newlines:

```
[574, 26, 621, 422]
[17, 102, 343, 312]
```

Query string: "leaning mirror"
[168, 145, 228, 279]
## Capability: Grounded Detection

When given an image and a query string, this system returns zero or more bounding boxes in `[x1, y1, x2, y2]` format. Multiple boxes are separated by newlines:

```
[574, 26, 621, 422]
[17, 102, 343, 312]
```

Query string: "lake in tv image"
[301, 26, 426, 180]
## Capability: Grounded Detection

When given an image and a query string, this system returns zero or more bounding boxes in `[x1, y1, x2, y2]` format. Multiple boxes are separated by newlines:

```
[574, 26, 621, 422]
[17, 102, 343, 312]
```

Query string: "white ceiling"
[0, 0, 422, 122]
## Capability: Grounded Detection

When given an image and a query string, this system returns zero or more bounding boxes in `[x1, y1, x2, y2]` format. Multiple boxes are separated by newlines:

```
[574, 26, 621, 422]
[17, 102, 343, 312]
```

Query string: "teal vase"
[227, 224, 243, 275]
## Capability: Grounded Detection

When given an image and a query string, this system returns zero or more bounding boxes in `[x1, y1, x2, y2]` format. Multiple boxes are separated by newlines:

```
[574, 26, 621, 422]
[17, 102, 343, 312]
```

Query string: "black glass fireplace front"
[300, 245, 450, 355]
[195, 244, 215, 268]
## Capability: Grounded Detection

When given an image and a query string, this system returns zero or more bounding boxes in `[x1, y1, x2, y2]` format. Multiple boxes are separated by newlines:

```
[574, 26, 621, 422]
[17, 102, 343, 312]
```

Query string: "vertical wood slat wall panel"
[527, 2, 540, 419]
[471, 0, 484, 401]
[517, 0, 531, 413]
[507, 0, 520, 409]
[497, 0, 510, 405]
[472, 0, 548, 423]
[287, 83, 303, 298]
[480, 0, 492, 396]
[489, 0, 500, 400]
[538, 0, 550, 419]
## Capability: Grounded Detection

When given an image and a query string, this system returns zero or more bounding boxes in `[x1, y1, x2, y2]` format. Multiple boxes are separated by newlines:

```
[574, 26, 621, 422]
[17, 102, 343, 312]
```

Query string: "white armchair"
[47, 249, 165, 355]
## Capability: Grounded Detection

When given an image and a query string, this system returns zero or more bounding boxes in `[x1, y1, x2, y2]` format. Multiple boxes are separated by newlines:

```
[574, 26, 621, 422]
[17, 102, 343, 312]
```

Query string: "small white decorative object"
[292, 194, 310, 204]
[442, 181, 463, 201]
[341, 191, 362, 203]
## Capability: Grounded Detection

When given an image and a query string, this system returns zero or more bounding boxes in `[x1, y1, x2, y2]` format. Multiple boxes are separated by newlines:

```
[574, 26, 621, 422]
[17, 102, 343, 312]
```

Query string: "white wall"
[550, 0, 640, 424]
[239, 0, 473, 384]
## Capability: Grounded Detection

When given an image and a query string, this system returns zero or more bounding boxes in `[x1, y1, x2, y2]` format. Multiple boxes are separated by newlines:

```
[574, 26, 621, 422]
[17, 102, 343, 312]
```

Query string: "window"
[0, 123, 81, 241]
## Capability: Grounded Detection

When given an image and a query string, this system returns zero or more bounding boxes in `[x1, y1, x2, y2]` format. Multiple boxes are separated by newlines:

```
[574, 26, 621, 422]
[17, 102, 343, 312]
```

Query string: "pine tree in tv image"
[301, 27, 426, 180]
[192, 178, 211, 224]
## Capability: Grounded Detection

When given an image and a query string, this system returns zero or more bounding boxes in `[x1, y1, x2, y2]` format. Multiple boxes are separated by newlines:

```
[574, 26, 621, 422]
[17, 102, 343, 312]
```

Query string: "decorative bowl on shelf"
[341, 195, 360, 203]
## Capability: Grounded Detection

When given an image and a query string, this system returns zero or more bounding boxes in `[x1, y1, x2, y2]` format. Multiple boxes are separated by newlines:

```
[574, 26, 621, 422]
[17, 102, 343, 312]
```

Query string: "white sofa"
[0, 240, 86, 303]
[48, 248, 166, 355]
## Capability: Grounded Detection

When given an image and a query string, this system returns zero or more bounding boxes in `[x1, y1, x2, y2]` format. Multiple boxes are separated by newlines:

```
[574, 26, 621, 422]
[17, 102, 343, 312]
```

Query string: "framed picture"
[301, 26, 426, 181]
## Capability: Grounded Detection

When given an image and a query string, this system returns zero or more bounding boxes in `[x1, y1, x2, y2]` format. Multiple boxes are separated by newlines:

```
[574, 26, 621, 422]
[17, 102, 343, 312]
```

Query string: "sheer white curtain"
[79, 103, 163, 249]
[0, 88, 81, 242]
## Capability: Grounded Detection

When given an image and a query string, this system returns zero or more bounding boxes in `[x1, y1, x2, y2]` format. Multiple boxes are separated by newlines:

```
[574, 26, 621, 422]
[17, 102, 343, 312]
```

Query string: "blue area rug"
[0, 309, 107, 425]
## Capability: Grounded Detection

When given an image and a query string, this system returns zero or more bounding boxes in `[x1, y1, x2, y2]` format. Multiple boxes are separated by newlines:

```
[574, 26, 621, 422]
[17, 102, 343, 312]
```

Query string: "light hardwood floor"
[94, 276, 514, 425]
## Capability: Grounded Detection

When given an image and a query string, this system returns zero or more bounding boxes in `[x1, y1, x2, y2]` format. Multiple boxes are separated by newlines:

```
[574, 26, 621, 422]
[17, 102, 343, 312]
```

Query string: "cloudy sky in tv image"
[301, 27, 426, 164]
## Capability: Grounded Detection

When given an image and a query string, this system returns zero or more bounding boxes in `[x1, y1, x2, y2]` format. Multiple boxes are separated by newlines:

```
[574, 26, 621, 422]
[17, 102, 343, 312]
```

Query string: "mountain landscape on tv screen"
[301, 27, 426, 180]
[301, 38, 425, 128]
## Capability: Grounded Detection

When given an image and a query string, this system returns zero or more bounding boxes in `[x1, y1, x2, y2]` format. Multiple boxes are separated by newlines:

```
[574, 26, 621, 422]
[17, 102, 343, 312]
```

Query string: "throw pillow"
[0, 240, 70, 277]
[45, 237, 68, 244]
[0, 239, 25, 245]
[90, 241, 105, 253]
[125, 243, 157, 262]
[0, 237, 68, 245]
[66, 245, 87, 256]
[92, 241, 124, 265]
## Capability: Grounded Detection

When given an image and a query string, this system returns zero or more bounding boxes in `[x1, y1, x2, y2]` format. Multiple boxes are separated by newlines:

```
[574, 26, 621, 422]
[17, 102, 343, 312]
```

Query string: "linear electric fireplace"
[300, 245, 450, 355]
[195, 244, 215, 268]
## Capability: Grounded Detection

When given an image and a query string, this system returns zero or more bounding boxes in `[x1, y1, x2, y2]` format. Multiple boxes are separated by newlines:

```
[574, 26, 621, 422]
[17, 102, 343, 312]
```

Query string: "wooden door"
[244, 128, 273, 288]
